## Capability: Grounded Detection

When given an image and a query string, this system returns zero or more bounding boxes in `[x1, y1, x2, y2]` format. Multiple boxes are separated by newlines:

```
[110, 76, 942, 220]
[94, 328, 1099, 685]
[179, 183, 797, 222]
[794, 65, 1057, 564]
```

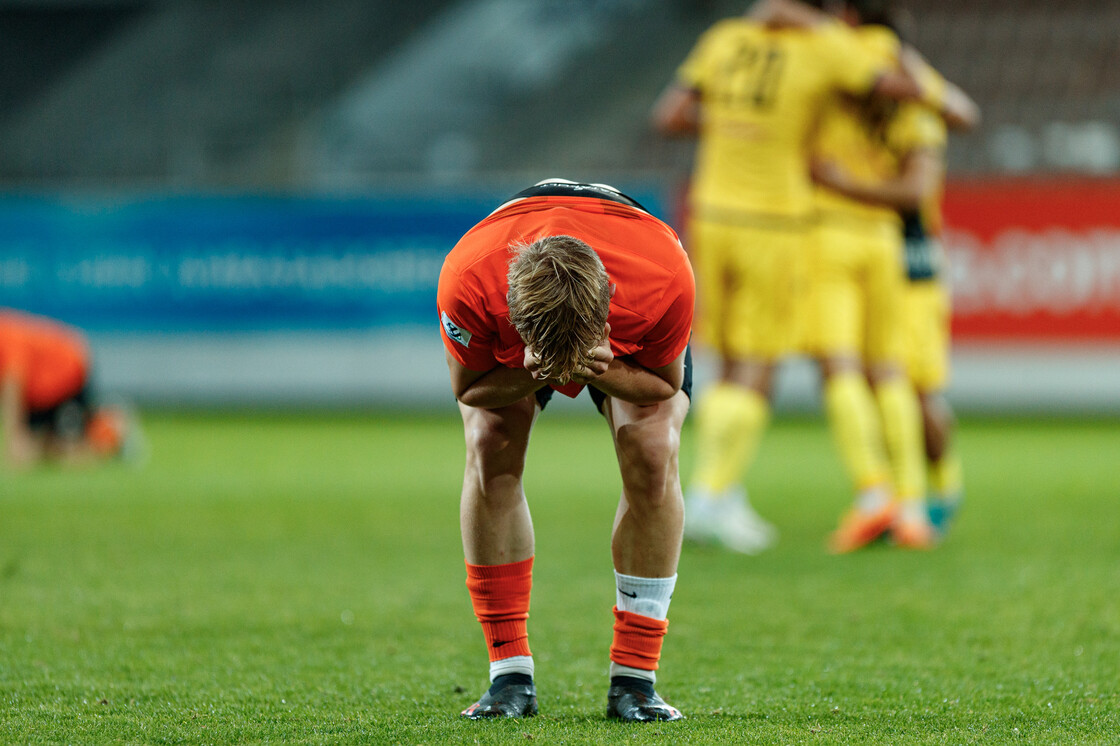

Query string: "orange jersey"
[0, 309, 89, 410]
[438, 195, 695, 396]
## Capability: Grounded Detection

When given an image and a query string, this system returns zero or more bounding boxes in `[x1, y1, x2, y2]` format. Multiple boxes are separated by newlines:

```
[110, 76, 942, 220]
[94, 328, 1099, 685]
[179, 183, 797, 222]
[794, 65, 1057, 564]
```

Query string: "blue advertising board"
[0, 189, 668, 334]
[0, 193, 491, 333]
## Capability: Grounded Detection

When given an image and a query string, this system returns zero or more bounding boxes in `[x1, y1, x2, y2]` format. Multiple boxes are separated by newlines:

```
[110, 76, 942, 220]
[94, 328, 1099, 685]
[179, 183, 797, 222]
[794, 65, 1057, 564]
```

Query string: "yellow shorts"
[804, 220, 905, 364]
[689, 217, 809, 360]
[904, 279, 951, 392]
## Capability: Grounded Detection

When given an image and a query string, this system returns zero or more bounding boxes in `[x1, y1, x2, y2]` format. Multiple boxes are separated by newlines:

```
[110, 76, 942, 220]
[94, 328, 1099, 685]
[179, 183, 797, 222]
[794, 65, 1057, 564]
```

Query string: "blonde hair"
[507, 235, 611, 384]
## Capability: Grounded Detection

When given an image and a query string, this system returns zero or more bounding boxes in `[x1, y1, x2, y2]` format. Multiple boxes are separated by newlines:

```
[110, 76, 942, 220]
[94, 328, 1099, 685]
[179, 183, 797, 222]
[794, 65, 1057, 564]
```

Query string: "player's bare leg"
[919, 390, 963, 534]
[919, 390, 953, 464]
[601, 390, 689, 721]
[457, 396, 540, 719]
[458, 396, 538, 565]
[606, 390, 689, 576]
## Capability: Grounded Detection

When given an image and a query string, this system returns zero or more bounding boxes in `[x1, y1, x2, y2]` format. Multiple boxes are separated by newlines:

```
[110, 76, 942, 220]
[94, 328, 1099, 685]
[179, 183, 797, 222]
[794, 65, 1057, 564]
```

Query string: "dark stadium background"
[1, 0, 1117, 413]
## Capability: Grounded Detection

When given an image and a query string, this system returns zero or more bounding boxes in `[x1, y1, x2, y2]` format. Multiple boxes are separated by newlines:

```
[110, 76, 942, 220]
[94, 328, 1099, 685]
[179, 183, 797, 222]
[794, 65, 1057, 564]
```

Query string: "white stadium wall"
[85, 332, 1120, 416]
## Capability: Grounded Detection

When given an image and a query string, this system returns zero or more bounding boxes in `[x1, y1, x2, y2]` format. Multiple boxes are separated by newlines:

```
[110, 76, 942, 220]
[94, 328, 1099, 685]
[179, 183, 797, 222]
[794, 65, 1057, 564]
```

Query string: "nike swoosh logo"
[618, 588, 638, 598]
[492, 640, 513, 648]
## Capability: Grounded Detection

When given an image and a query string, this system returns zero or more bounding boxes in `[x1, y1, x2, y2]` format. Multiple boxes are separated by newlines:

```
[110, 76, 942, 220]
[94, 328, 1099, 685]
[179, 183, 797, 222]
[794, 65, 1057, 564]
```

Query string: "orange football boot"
[828, 501, 898, 554]
[891, 514, 939, 550]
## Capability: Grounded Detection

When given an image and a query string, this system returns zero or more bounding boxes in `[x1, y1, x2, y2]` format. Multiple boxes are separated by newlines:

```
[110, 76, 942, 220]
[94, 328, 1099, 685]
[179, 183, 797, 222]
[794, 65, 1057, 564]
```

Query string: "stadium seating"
[0, 0, 1115, 184]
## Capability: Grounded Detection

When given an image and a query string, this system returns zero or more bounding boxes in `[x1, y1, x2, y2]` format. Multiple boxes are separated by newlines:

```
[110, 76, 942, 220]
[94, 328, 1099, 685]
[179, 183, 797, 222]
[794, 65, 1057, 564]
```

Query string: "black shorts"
[535, 345, 693, 414]
[27, 386, 93, 441]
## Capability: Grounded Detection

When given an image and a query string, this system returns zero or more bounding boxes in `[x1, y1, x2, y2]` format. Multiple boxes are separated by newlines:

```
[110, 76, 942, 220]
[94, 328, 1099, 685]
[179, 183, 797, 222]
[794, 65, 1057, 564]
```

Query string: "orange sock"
[610, 608, 668, 671]
[465, 557, 533, 661]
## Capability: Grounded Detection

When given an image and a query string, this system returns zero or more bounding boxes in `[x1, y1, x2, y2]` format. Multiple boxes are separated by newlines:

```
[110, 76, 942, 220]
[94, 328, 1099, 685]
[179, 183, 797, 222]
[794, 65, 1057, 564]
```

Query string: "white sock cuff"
[614, 571, 677, 621]
[489, 655, 534, 682]
[610, 662, 656, 683]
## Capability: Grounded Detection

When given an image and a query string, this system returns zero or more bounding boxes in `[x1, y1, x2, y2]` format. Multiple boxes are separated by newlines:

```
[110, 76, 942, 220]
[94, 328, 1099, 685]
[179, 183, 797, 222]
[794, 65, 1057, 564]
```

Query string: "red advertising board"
[942, 179, 1120, 342]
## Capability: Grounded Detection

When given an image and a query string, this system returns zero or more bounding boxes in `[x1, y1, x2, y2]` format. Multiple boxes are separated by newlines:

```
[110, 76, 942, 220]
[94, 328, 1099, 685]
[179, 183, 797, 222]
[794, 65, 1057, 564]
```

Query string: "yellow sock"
[690, 383, 770, 493]
[928, 451, 963, 500]
[824, 372, 891, 492]
[874, 378, 926, 503]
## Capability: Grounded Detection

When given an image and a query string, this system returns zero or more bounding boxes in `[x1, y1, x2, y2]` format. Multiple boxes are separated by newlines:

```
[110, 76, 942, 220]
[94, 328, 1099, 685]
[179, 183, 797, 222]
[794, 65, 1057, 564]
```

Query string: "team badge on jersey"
[441, 311, 472, 347]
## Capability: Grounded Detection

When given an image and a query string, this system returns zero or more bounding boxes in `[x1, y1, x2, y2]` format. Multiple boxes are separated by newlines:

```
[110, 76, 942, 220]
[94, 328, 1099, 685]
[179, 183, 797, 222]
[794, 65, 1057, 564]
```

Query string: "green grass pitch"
[2, 409, 1118, 744]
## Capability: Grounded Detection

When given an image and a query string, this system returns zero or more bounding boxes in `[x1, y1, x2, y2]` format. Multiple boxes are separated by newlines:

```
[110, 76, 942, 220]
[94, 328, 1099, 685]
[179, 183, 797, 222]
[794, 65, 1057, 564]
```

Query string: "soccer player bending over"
[438, 179, 695, 721]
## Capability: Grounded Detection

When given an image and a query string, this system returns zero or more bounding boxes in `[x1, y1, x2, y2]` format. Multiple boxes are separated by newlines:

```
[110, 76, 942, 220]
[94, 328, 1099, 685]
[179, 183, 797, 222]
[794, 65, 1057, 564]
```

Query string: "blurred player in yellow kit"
[808, 5, 976, 548]
[815, 85, 968, 538]
[652, 0, 971, 553]
[900, 171, 966, 537]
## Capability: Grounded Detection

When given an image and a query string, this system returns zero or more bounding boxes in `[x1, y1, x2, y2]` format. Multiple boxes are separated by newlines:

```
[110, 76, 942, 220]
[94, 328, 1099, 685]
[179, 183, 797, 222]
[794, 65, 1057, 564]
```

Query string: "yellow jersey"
[813, 27, 947, 232]
[677, 18, 886, 223]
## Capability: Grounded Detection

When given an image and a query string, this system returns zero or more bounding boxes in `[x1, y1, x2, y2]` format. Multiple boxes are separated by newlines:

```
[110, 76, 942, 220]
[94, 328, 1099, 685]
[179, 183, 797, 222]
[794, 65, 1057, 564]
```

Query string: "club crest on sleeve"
[442, 311, 472, 347]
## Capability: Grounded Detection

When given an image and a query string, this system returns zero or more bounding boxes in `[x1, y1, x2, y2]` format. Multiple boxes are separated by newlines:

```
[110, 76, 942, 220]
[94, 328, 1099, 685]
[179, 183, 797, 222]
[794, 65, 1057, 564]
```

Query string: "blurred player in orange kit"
[437, 179, 694, 722]
[650, 0, 969, 554]
[0, 307, 137, 469]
